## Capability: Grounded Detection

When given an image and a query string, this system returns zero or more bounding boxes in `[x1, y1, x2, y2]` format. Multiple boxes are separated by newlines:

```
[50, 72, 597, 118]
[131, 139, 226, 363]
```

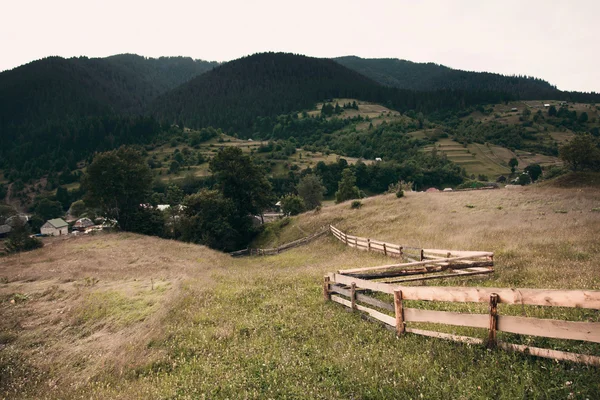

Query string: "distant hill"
[104, 54, 219, 95]
[335, 56, 560, 99]
[151, 52, 387, 133]
[0, 54, 217, 127]
[151, 52, 511, 134]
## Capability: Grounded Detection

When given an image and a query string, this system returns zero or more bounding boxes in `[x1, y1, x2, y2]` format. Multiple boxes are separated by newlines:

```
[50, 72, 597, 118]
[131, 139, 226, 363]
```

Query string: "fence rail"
[230, 228, 328, 257]
[329, 225, 494, 282]
[324, 274, 600, 366]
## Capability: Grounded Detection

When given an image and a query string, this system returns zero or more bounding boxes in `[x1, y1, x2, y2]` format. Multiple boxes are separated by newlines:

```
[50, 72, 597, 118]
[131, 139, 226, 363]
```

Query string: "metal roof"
[46, 218, 68, 228]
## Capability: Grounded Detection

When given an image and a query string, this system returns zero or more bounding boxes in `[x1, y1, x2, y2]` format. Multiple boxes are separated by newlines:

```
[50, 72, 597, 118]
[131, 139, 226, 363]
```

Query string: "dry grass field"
[2, 181, 600, 399]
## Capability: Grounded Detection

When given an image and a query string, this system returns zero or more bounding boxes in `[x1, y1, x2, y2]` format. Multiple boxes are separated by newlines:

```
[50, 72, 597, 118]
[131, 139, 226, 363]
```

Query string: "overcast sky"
[2, 0, 598, 92]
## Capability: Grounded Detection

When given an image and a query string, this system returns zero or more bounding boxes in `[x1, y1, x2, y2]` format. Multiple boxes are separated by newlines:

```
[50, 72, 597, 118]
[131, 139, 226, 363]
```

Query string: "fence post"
[351, 282, 357, 310]
[394, 289, 405, 335]
[488, 293, 499, 348]
[367, 239, 371, 252]
[345, 233, 349, 245]
[420, 249, 424, 261]
[399, 246, 403, 258]
[383, 243, 387, 256]
[323, 276, 331, 301]
[354, 237, 358, 248]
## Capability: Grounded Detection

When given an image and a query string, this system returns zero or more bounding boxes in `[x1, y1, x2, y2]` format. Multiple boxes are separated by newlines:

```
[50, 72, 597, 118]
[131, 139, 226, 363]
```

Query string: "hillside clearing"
[2, 185, 600, 398]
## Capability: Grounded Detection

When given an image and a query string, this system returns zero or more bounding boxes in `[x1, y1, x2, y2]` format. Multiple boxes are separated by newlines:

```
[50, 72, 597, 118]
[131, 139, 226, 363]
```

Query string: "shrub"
[350, 200, 362, 209]
[280, 194, 305, 216]
[396, 189, 404, 198]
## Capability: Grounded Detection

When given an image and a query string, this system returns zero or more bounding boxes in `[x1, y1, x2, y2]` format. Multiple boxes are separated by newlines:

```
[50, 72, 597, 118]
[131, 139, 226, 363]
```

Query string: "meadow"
[1, 181, 600, 399]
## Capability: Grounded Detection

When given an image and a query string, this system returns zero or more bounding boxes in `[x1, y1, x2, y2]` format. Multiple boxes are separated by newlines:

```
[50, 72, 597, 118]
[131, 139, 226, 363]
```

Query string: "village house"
[41, 218, 69, 236]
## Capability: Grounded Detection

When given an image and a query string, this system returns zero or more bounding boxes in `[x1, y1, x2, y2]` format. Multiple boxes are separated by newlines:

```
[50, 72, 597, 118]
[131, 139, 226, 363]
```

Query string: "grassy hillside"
[2, 183, 600, 399]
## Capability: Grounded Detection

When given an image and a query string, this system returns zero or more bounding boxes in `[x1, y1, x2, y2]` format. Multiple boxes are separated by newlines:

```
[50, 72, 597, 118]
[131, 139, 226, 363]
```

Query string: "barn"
[41, 218, 69, 236]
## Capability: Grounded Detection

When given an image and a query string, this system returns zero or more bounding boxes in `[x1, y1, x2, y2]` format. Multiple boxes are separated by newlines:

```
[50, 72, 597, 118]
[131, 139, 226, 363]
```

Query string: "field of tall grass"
[1, 183, 599, 399]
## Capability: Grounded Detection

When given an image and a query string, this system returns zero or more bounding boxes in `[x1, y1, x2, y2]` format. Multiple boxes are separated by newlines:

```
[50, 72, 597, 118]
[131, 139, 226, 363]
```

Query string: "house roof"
[46, 218, 68, 228]
[0, 224, 11, 234]
[74, 218, 94, 227]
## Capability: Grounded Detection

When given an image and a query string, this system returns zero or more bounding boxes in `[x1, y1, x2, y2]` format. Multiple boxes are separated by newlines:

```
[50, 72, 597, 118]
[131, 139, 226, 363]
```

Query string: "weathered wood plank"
[423, 249, 494, 257]
[381, 269, 493, 283]
[498, 316, 600, 343]
[338, 254, 494, 275]
[330, 285, 395, 311]
[330, 274, 600, 308]
[331, 295, 396, 326]
[405, 328, 484, 345]
[403, 308, 488, 328]
[329, 284, 352, 297]
[394, 290, 405, 334]
[356, 303, 396, 326]
[346, 262, 494, 280]
[497, 342, 600, 367]
[356, 293, 395, 312]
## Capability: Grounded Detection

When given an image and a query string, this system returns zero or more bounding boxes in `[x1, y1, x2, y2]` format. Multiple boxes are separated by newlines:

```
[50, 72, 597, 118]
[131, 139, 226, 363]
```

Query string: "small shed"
[41, 218, 69, 236]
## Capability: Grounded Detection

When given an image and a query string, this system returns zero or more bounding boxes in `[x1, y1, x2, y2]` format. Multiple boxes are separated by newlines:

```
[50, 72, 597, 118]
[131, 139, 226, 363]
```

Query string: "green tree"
[34, 198, 64, 221]
[560, 134, 600, 171]
[55, 186, 70, 210]
[177, 190, 240, 251]
[296, 174, 326, 210]
[578, 112, 589, 124]
[280, 194, 305, 216]
[548, 105, 557, 117]
[82, 147, 153, 231]
[169, 160, 180, 174]
[524, 164, 542, 182]
[335, 169, 360, 203]
[518, 173, 532, 186]
[508, 157, 519, 174]
[209, 147, 273, 218]
[69, 200, 88, 218]
[5, 218, 43, 253]
[165, 184, 184, 206]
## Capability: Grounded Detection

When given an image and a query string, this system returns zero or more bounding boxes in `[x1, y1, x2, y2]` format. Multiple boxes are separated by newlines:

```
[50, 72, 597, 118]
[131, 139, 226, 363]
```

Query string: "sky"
[2, 0, 599, 92]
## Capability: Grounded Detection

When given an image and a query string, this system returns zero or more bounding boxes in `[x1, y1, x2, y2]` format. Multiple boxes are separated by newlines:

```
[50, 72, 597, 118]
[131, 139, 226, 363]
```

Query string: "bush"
[396, 189, 404, 198]
[518, 173, 532, 186]
[544, 166, 567, 180]
[350, 200, 362, 209]
[280, 194, 305, 216]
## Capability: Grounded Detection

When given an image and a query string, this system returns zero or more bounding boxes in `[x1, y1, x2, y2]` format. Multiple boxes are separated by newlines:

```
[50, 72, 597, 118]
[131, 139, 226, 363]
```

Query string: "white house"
[41, 218, 69, 236]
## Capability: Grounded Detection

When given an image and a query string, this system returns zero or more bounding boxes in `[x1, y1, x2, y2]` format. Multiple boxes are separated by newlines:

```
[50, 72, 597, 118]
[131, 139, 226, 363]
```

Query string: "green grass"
[82, 251, 600, 399]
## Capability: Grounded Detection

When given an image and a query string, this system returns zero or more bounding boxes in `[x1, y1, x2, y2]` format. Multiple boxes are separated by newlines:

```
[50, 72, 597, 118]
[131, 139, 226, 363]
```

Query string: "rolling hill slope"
[2, 184, 600, 398]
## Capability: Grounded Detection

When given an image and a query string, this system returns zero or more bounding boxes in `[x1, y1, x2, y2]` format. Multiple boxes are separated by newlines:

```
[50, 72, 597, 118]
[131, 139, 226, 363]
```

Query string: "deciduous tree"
[82, 146, 152, 231]
[335, 168, 360, 203]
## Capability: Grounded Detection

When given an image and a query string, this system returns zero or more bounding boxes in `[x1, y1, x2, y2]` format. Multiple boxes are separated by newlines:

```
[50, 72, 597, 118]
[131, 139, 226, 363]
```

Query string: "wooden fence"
[230, 228, 328, 257]
[324, 273, 600, 366]
[329, 225, 494, 282]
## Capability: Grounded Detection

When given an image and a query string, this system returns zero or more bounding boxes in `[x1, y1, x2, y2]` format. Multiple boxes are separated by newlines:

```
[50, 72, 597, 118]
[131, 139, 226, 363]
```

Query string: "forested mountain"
[0, 54, 217, 182]
[151, 52, 510, 134]
[1, 51, 598, 191]
[0, 54, 217, 126]
[334, 56, 595, 101]
[104, 54, 219, 94]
